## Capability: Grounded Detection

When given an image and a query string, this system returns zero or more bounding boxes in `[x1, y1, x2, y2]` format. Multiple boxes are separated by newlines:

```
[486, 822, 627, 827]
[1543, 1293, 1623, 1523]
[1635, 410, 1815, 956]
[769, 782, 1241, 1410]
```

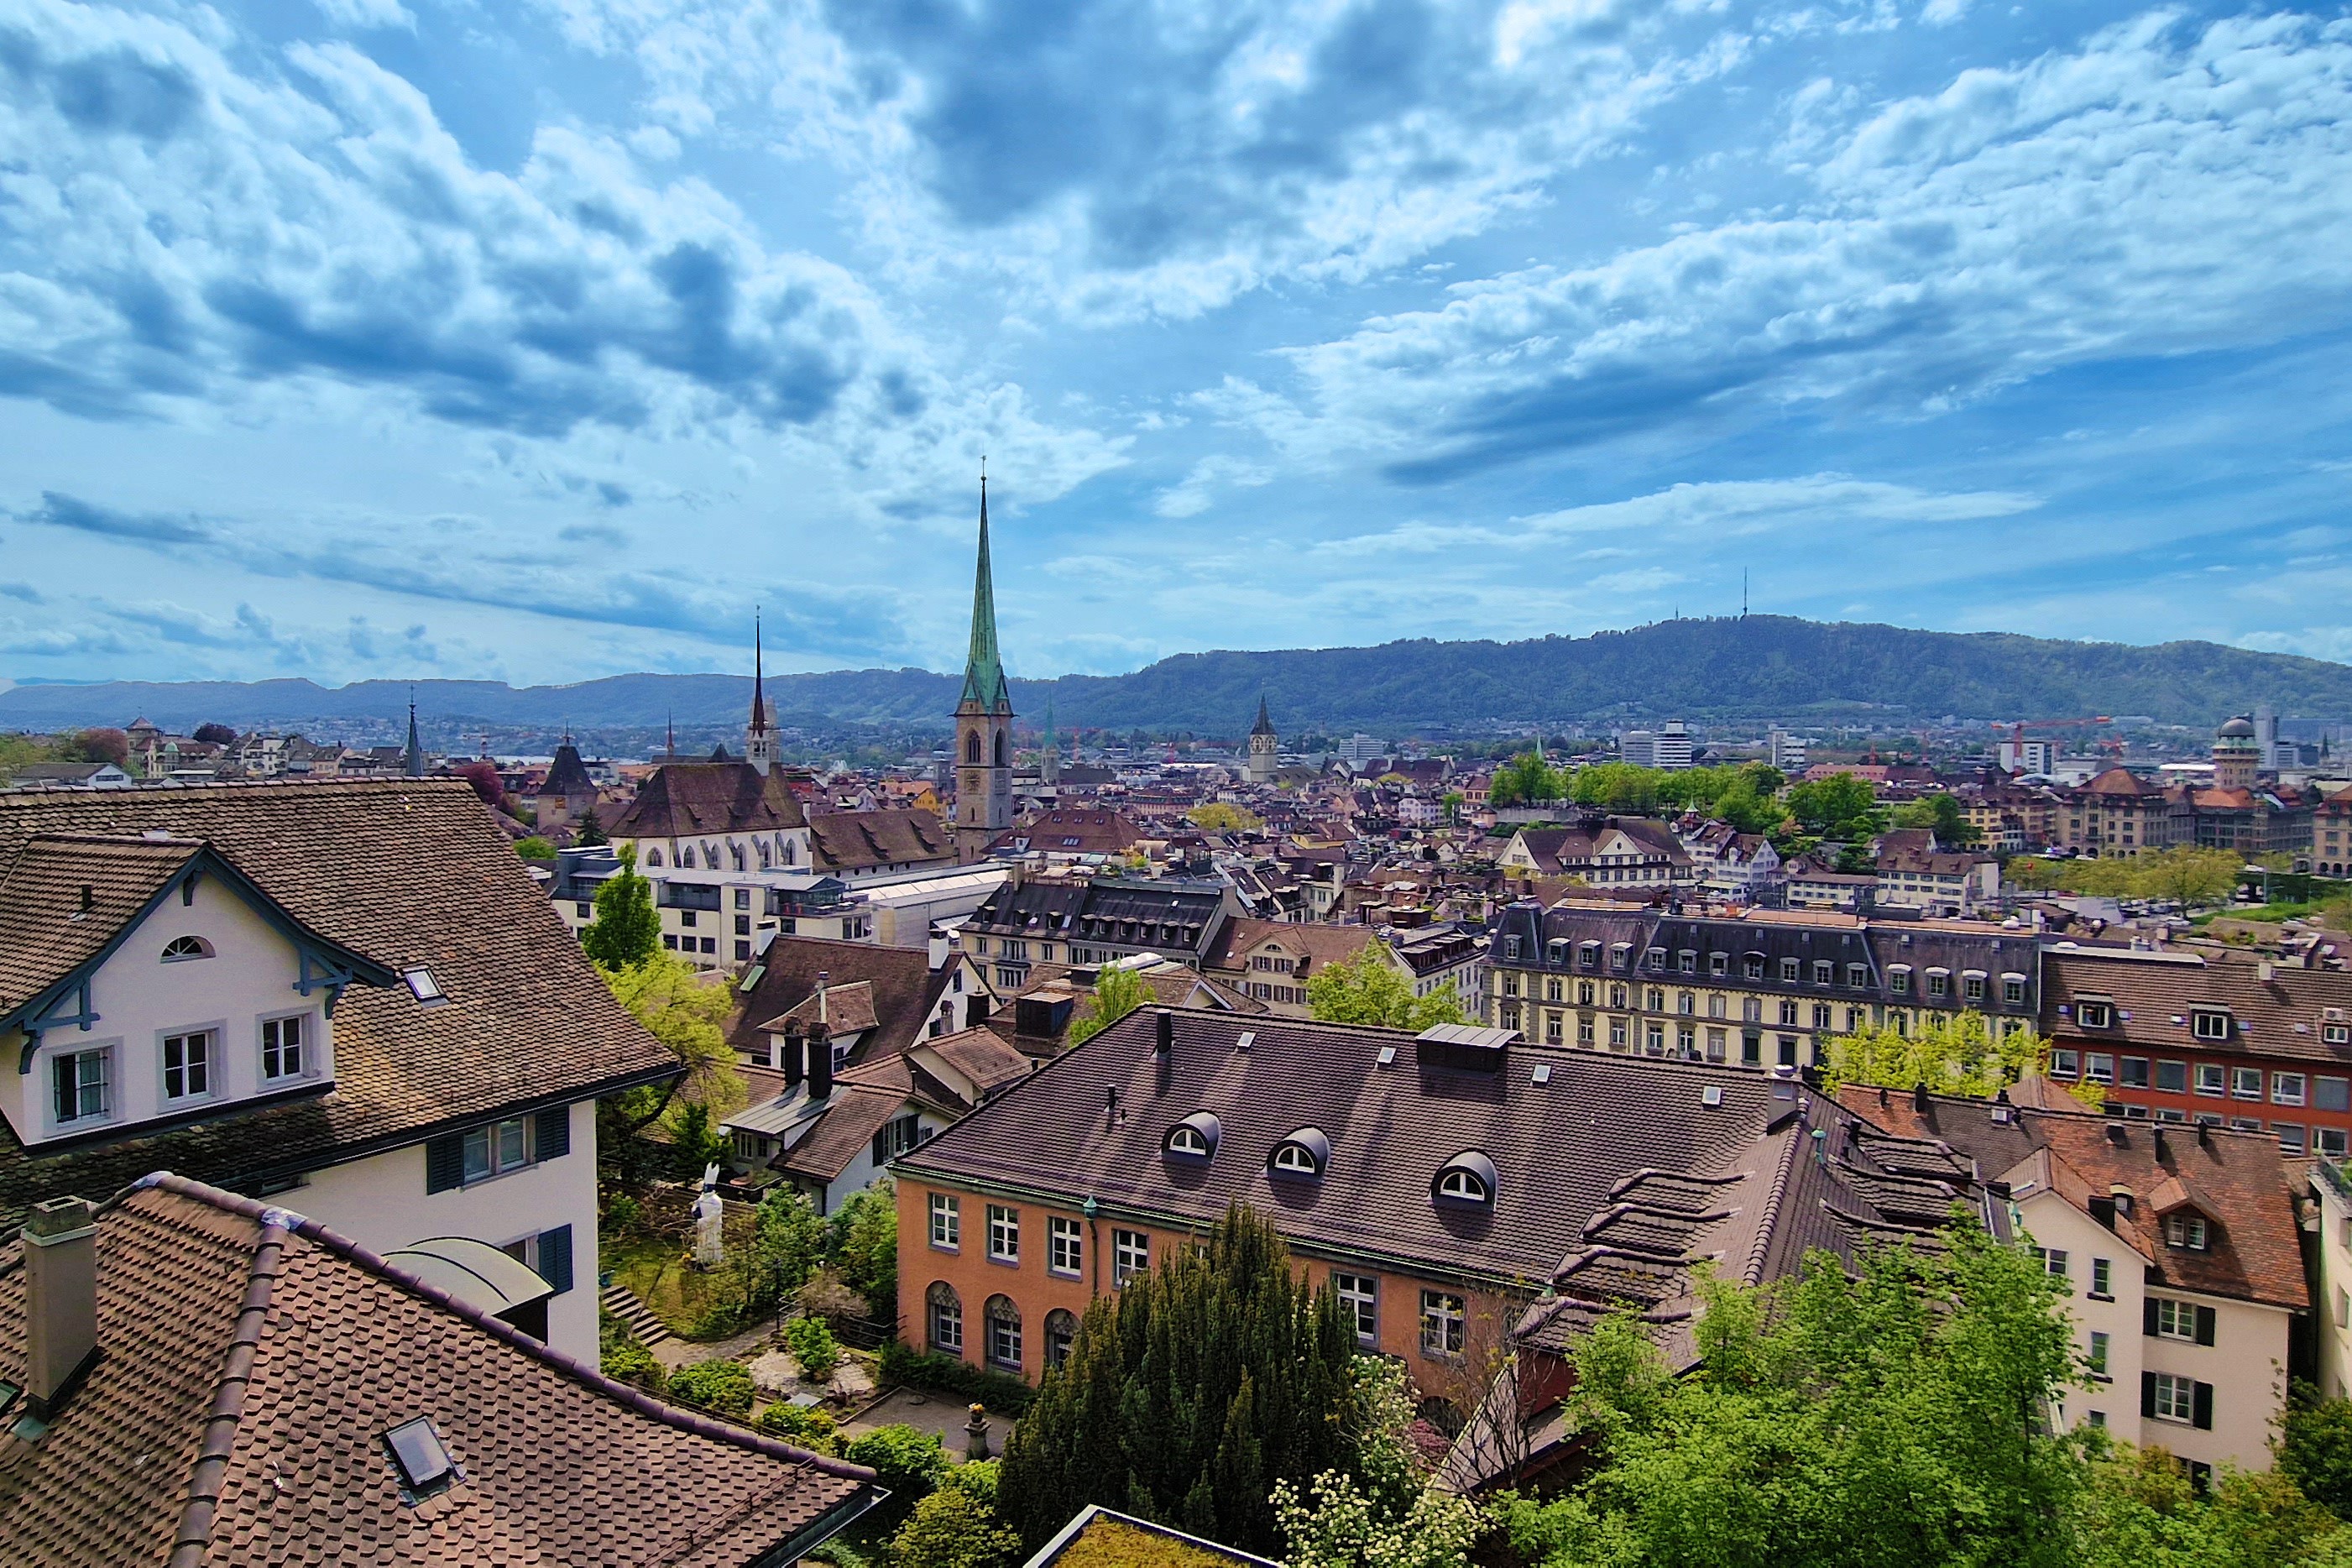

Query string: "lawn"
[604, 1233, 740, 1339]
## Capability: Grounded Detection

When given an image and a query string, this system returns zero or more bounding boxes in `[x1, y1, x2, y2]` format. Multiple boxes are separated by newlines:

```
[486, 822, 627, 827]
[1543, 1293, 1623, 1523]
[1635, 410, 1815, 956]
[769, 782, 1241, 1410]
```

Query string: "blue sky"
[3, 0, 2352, 687]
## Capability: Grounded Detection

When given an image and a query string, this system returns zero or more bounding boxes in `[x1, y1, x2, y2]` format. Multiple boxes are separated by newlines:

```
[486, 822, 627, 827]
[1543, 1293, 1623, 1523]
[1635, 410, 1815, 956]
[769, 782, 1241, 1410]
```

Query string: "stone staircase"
[599, 1281, 673, 1347]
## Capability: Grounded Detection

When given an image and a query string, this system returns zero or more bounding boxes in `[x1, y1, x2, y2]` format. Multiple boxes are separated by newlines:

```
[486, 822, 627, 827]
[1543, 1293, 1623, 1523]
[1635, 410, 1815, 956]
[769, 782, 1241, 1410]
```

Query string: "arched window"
[781, 836, 797, 865]
[1165, 1111, 1221, 1160]
[1438, 1168, 1487, 1202]
[756, 838, 771, 868]
[966, 731, 982, 765]
[1268, 1126, 1330, 1179]
[730, 843, 746, 872]
[995, 731, 1008, 768]
[646, 847, 664, 867]
[985, 1295, 1022, 1372]
[160, 935, 214, 963]
[927, 1282, 963, 1356]
[679, 844, 696, 869]
[1045, 1309, 1078, 1369]
[1433, 1151, 1497, 1207]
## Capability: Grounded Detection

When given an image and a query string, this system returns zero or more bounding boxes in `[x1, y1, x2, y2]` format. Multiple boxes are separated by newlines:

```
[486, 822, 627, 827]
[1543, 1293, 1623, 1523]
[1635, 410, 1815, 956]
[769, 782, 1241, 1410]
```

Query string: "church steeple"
[959, 469, 1011, 714]
[746, 608, 776, 776]
[1247, 693, 1278, 784]
[403, 687, 425, 778]
[953, 466, 1015, 847]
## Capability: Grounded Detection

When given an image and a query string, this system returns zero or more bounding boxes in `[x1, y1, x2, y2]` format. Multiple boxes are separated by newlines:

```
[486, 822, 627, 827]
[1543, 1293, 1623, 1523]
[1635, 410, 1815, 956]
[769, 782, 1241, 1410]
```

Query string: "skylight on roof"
[403, 966, 447, 1005]
[384, 1415, 457, 1497]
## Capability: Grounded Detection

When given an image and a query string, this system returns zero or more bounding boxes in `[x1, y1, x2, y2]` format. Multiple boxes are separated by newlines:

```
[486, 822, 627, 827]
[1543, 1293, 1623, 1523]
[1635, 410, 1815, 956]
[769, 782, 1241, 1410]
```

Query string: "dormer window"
[2164, 1213, 2209, 1251]
[2077, 999, 2114, 1030]
[1889, 966, 1912, 996]
[1166, 1111, 1221, 1159]
[1744, 954, 1765, 980]
[1433, 1151, 1497, 1206]
[160, 935, 213, 963]
[2192, 1010, 2232, 1043]
[1268, 1127, 1330, 1179]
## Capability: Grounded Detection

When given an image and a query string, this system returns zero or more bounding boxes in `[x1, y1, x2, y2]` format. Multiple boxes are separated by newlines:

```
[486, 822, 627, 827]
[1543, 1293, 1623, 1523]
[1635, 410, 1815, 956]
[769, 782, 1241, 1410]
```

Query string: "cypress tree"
[998, 1204, 1354, 1555]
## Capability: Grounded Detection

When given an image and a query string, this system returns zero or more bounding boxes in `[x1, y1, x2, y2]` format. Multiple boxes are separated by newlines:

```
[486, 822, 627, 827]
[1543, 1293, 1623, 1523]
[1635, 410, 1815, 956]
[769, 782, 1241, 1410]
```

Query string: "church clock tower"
[954, 473, 1014, 857]
[745, 609, 776, 777]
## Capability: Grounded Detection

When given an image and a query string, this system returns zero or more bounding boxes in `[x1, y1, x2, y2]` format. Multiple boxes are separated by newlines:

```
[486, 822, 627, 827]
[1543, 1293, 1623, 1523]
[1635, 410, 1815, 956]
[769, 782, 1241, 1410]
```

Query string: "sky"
[3, 0, 2352, 689]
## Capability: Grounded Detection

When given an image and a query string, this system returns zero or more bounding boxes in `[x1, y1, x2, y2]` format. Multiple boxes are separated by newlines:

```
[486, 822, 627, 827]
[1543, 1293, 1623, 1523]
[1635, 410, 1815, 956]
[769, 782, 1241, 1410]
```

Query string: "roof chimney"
[781, 1022, 804, 1087]
[1911, 1081, 1931, 1114]
[816, 970, 830, 1028]
[808, 1024, 834, 1101]
[24, 1195, 101, 1419]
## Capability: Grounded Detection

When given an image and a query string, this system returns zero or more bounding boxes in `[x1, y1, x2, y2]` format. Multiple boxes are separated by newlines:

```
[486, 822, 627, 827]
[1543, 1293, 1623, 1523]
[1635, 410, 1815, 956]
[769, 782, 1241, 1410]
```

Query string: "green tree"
[666, 1102, 731, 1180]
[1273, 1356, 1486, 1568]
[1820, 1011, 2095, 1104]
[1490, 751, 1562, 808]
[1440, 791, 1465, 825]
[998, 1203, 1356, 1555]
[1069, 964, 1152, 1046]
[786, 1314, 841, 1382]
[583, 844, 661, 970]
[1786, 772, 1885, 841]
[1891, 792, 1983, 848]
[1503, 1226, 2083, 1568]
[597, 950, 742, 1156]
[1306, 949, 1467, 1032]
[574, 810, 609, 847]
[828, 1178, 899, 1314]
[515, 835, 558, 860]
[2135, 846, 2245, 908]
[745, 1185, 828, 1312]
[2284, 1393, 2352, 1519]
[666, 1358, 755, 1417]
[1189, 802, 1264, 833]
[890, 1486, 1023, 1568]
[757, 1401, 841, 1454]
[846, 1424, 954, 1503]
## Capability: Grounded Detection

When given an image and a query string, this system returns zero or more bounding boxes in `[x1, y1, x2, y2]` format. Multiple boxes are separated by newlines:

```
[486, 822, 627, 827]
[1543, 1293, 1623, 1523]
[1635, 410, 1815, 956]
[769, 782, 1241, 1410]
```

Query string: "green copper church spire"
[959, 466, 1011, 713]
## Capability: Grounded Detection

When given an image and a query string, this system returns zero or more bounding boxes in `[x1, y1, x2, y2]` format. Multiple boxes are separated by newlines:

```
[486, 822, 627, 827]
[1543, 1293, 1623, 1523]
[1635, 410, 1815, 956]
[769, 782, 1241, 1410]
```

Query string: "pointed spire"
[750, 607, 770, 736]
[959, 463, 1011, 714]
[403, 686, 424, 778]
[1252, 693, 1276, 737]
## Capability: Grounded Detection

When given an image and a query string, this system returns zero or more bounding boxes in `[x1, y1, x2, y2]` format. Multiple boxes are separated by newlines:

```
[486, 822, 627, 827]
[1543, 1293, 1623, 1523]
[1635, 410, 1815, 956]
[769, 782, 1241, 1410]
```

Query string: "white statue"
[693, 1165, 724, 1268]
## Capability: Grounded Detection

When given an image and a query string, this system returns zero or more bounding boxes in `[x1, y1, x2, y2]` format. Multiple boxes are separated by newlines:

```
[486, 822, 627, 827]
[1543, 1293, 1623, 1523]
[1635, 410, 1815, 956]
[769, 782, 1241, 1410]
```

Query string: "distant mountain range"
[6, 617, 2349, 740]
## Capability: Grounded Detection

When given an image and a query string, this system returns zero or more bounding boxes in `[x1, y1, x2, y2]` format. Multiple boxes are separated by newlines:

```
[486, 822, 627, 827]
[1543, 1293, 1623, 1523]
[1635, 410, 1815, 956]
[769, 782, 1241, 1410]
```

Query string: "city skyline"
[7, 1, 2352, 687]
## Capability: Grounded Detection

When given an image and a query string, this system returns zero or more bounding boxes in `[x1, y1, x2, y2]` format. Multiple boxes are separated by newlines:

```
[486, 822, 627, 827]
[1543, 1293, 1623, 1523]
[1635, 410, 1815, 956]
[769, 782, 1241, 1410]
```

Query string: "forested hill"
[7, 617, 2350, 736]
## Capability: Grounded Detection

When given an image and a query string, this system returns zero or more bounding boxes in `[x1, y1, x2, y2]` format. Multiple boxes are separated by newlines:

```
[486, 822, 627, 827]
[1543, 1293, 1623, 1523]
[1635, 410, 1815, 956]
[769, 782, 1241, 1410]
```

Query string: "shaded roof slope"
[609, 763, 808, 839]
[729, 937, 948, 1058]
[0, 1174, 872, 1566]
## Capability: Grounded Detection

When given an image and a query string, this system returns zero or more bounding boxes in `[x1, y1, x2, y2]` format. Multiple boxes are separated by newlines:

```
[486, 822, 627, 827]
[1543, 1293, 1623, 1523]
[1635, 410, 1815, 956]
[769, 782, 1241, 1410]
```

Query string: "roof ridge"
[128, 1173, 875, 1484]
[1742, 1122, 1806, 1288]
[167, 1207, 291, 1568]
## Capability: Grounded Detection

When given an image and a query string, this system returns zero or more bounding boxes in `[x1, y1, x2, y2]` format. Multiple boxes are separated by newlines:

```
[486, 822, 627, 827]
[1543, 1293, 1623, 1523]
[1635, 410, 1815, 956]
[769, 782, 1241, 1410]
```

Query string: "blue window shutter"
[536, 1104, 572, 1163]
[538, 1224, 573, 1294]
[426, 1134, 466, 1194]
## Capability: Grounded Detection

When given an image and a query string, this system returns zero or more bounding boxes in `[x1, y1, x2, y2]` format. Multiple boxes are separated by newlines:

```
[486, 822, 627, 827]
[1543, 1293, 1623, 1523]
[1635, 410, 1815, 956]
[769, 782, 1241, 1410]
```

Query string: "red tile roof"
[609, 763, 808, 839]
[0, 1173, 873, 1566]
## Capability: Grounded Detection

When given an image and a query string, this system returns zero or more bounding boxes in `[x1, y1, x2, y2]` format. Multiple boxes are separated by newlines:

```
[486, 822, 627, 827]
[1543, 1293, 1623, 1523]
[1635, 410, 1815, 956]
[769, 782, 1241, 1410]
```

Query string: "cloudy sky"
[3, 0, 2351, 687]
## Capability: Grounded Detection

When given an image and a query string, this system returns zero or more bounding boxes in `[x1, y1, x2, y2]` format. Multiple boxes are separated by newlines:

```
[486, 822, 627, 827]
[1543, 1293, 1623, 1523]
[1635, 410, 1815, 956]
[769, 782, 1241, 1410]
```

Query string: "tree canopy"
[1889, 792, 1983, 847]
[582, 844, 661, 970]
[1307, 948, 1467, 1031]
[2007, 846, 2243, 907]
[1819, 1011, 2099, 1105]
[1068, 963, 1153, 1046]
[1785, 772, 1885, 842]
[997, 1204, 1356, 1555]
[1188, 802, 1265, 833]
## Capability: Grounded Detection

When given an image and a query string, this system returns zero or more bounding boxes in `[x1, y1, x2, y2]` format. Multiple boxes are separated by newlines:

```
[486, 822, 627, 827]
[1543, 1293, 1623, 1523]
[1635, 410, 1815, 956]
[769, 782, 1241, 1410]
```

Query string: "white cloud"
[1153, 454, 1275, 519]
[1252, 12, 2352, 473]
[314, 0, 416, 31]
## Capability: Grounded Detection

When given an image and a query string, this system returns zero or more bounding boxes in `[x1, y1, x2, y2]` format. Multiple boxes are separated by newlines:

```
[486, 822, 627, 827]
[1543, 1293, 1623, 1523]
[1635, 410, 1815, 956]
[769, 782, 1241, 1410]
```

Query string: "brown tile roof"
[2046, 944, 2352, 1065]
[609, 762, 808, 839]
[900, 1011, 1976, 1294]
[1832, 1084, 2308, 1311]
[920, 1026, 1034, 1095]
[990, 810, 1147, 856]
[729, 937, 949, 1060]
[2078, 767, 2163, 797]
[763, 980, 883, 1038]
[773, 1086, 909, 1181]
[0, 834, 202, 1016]
[1202, 917, 1382, 977]
[0, 783, 674, 1233]
[806, 808, 954, 874]
[0, 1173, 873, 1566]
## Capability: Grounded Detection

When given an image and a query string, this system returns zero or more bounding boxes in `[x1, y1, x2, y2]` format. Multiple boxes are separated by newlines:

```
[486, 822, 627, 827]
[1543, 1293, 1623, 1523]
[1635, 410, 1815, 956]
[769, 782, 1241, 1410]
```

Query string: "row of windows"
[1500, 938, 2026, 1004]
[642, 835, 800, 871]
[49, 1012, 316, 1130]
[2072, 1000, 2241, 1041]
[2057, 1053, 2346, 1111]
[926, 1283, 1073, 1372]
[2110, 1100, 2350, 1157]
[928, 1196, 1155, 1283]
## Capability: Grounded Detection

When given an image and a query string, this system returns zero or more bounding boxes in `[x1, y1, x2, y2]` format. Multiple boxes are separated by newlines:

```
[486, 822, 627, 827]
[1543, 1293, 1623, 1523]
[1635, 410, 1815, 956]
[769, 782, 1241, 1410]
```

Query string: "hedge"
[877, 1341, 1036, 1414]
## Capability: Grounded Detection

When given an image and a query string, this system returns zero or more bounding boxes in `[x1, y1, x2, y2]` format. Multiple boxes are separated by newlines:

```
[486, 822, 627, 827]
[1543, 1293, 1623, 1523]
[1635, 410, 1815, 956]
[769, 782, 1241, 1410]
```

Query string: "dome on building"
[2217, 714, 2257, 740]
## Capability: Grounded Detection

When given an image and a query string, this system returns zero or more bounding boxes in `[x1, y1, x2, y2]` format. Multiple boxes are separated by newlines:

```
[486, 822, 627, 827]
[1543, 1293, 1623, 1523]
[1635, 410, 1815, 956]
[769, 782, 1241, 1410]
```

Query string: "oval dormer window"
[1432, 1151, 1498, 1206]
[1165, 1111, 1221, 1159]
[1268, 1126, 1330, 1179]
[161, 935, 214, 962]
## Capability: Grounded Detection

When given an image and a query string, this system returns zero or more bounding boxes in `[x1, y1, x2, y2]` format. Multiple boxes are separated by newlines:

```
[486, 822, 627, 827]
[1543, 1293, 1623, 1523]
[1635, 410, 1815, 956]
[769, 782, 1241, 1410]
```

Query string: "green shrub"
[941, 1459, 1001, 1504]
[844, 1424, 953, 1503]
[877, 1342, 1035, 1415]
[603, 1340, 666, 1396]
[515, 835, 558, 860]
[887, 1485, 1022, 1568]
[787, 1315, 842, 1382]
[756, 1401, 842, 1455]
[601, 1194, 645, 1237]
[667, 1357, 755, 1418]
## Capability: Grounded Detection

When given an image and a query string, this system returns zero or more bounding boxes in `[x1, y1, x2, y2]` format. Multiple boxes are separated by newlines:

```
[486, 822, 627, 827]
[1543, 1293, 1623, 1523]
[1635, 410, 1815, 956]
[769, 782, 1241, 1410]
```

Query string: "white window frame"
[1335, 1272, 1379, 1345]
[2193, 1011, 2232, 1043]
[50, 1042, 117, 1130]
[1113, 1228, 1148, 1286]
[1419, 1289, 1466, 1356]
[463, 1116, 533, 1184]
[929, 1192, 960, 1251]
[987, 1204, 1021, 1264]
[2151, 1372, 2195, 1424]
[259, 1009, 314, 1085]
[2275, 1072, 2308, 1106]
[1048, 1215, 1083, 1278]
[160, 1025, 219, 1105]
[2165, 1214, 2209, 1251]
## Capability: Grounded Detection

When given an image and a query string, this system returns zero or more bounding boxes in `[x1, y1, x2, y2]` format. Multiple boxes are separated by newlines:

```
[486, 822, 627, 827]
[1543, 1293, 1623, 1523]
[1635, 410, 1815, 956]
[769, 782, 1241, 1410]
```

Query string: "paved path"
[841, 1385, 1015, 1461]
